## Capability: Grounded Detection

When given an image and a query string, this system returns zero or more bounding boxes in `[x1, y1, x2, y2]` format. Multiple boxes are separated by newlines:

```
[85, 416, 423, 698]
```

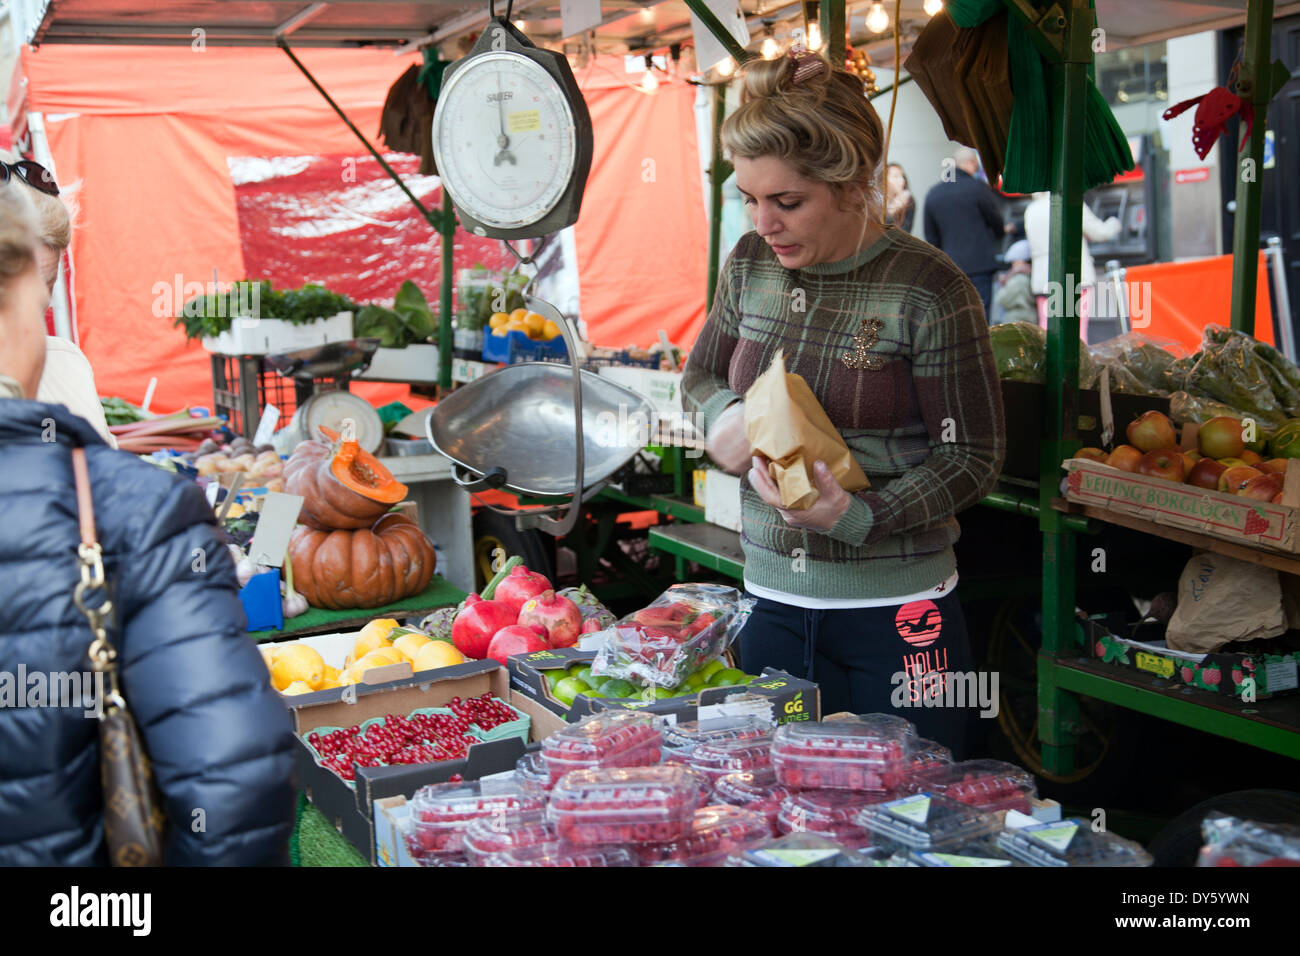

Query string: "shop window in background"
[1096, 42, 1170, 138]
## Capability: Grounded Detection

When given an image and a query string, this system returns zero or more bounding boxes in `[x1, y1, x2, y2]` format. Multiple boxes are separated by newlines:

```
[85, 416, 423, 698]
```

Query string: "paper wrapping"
[743, 350, 869, 510]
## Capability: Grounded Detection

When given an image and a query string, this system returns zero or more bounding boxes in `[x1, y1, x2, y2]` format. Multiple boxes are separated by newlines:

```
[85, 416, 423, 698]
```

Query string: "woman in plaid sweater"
[683, 48, 1005, 753]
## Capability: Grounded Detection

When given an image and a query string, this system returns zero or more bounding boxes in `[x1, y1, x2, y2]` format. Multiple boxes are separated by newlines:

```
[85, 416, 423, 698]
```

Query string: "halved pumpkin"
[284, 426, 408, 531]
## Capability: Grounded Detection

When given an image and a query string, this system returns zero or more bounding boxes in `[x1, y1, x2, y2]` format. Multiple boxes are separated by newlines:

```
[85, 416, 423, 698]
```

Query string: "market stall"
[10, 0, 1300, 877]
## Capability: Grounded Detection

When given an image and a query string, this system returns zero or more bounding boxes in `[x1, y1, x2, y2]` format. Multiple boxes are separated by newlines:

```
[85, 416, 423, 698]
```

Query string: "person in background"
[1023, 190, 1121, 342]
[885, 163, 914, 233]
[682, 48, 1005, 754]
[993, 239, 1036, 325]
[1, 151, 116, 448]
[922, 147, 1006, 314]
[0, 177, 297, 866]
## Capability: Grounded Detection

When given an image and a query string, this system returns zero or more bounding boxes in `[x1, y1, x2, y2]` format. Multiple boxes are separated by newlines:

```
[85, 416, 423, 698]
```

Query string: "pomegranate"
[486, 625, 550, 666]
[518, 590, 583, 649]
[451, 594, 517, 660]
[494, 565, 553, 618]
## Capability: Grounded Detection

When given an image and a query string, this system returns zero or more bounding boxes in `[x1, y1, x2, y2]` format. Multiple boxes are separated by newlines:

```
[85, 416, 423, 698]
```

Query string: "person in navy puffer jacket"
[0, 174, 296, 865]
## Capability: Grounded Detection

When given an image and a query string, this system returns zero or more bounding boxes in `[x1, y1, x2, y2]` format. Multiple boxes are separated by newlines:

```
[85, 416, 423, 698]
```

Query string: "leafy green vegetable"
[354, 304, 407, 348]
[100, 396, 144, 426]
[173, 279, 354, 341]
[393, 281, 435, 341]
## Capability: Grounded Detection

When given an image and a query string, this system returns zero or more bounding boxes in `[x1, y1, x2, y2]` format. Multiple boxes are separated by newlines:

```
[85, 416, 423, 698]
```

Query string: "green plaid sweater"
[683, 228, 1006, 599]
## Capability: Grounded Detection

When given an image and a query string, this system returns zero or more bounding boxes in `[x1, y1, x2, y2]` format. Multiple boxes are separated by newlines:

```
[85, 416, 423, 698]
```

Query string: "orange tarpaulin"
[16, 45, 707, 411]
[1123, 253, 1275, 352]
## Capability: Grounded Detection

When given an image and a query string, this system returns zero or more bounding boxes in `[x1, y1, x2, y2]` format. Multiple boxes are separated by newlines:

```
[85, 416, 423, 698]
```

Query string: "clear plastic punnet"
[547, 765, 701, 844]
[855, 792, 1001, 852]
[1198, 812, 1300, 867]
[996, 818, 1154, 867]
[905, 759, 1038, 814]
[481, 844, 636, 867]
[909, 738, 953, 772]
[713, 768, 792, 835]
[662, 716, 772, 763]
[775, 790, 893, 850]
[540, 711, 663, 785]
[406, 780, 546, 855]
[514, 750, 552, 790]
[590, 583, 754, 688]
[771, 718, 914, 791]
[462, 809, 558, 866]
[688, 735, 774, 789]
[636, 805, 771, 866]
[908, 835, 1025, 867]
[741, 832, 878, 868]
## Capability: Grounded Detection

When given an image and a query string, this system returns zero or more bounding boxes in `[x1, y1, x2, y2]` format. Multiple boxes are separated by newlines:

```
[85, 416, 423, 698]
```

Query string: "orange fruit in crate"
[542, 319, 563, 341]
[489, 312, 510, 330]
[391, 632, 433, 662]
[509, 308, 528, 323]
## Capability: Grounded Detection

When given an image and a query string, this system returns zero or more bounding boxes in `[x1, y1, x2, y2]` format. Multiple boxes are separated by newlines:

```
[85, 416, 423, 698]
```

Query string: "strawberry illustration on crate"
[1243, 508, 1269, 537]
[1066, 471, 1084, 495]
[1094, 633, 1131, 665]
[1202, 664, 1222, 688]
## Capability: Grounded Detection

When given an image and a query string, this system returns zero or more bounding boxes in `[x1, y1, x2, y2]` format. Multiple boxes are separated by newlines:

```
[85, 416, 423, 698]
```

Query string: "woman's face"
[734, 155, 873, 270]
[887, 165, 906, 195]
[0, 261, 50, 398]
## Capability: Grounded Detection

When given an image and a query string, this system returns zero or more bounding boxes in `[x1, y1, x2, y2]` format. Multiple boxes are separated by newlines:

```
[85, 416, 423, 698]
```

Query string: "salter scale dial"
[432, 16, 594, 240]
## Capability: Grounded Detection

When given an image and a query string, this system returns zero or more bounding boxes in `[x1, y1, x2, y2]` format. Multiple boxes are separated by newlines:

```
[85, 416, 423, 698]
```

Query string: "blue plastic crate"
[482, 329, 567, 364]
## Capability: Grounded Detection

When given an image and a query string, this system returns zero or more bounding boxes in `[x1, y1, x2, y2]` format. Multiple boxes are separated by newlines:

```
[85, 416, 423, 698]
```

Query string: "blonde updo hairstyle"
[722, 52, 885, 238]
[0, 181, 40, 305]
[1, 150, 72, 288]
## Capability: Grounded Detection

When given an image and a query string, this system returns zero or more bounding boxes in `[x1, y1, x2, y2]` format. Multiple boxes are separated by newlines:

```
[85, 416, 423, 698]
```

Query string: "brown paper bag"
[1165, 552, 1287, 653]
[743, 350, 869, 510]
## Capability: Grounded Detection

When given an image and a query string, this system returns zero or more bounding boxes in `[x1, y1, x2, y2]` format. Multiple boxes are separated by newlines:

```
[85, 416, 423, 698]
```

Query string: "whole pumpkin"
[284, 426, 408, 531]
[289, 512, 436, 610]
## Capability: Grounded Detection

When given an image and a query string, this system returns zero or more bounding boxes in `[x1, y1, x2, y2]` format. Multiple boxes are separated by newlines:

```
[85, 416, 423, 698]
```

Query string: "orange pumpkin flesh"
[284, 427, 409, 531]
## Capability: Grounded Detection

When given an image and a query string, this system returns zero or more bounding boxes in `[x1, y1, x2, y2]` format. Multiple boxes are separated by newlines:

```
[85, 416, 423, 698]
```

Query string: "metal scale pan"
[427, 295, 654, 535]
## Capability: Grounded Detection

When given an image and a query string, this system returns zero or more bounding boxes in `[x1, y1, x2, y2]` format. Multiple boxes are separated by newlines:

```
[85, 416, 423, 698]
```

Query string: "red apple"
[1136, 448, 1185, 482]
[1074, 447, 1108, 462]
[1217, 457, 1248, 467]
[1127, 411, 1177, 453]
[1198, 416, 1246, 460]
[1219, 465, 1264, 494]
[1185, 458, 1227, 490]
[1107, 445, 1144, 472]
[1239, 473, 1284, 500]
[1258, 458, 1290, 475]
[1181, 450, 1200, 473]
[1239, 449, 1263, 466]
[1272, 492, 1284, 504]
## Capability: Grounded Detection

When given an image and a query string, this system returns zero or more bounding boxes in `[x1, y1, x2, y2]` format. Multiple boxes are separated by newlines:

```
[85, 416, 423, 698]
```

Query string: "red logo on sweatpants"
[895, 600, 942, 648]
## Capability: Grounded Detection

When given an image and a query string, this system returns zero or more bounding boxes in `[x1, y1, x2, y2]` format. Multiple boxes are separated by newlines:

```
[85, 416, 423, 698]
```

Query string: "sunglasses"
[1, 159, 60, 197]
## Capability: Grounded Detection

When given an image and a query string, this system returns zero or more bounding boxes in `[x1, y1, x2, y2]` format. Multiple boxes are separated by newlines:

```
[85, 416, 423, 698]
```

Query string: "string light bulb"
[641, 54, 659, 92]
[761, 35, 779, 59]
[923, 0, 944, 15]
[716, 56, 736, 77]
[866, 2, 890, 33]
[513, 19, 526, 30]
[808, 21, 823, 50]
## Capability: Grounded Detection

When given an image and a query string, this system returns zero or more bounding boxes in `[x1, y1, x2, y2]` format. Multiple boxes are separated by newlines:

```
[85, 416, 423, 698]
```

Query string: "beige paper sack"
[743, 350, 869, 510]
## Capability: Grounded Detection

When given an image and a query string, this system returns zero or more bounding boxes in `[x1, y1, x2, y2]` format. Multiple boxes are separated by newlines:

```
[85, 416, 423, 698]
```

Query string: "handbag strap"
[70, 448, 124, 711]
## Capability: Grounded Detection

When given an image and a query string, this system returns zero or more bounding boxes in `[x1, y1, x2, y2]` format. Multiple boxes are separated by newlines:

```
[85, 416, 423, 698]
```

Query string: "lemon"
[509, 308, 528, 324]
[391, 632, 432, 662]
[337, 667, 364, 686]
[282, 681, 315, 695]
[524, 312, 546, 335]
[488, 312, 511, 330]
[412, 641, 467, 672]
[542, 319, 563, 341]
[270, 644, 325, 691]
[322, 665, 341, 684]
[260, 646, 278, 674]
[353, 619, 400, 660]
[356, 648, 404, 674]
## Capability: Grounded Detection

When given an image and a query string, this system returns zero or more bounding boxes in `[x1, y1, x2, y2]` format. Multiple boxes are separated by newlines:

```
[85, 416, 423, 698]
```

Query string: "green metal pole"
[680, 0, 755, 65]
[821, 0, 846, 66]
[1227, 0, 1276, 335]
[439, 191, 455, 389]
[706, 84, 729, 314]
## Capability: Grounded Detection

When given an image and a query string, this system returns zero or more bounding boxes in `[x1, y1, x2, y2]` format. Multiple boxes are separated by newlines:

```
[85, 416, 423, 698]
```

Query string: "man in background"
[923, 147, 1006, 314]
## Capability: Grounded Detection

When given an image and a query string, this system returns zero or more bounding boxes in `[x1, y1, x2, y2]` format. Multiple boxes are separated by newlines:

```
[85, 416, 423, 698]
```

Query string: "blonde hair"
[722, 52, 885, 227]
[0, 181, 40, 303]
[1, 150, 72, 286]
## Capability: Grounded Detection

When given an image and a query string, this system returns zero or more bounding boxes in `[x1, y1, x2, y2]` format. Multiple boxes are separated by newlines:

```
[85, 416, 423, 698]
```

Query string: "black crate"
[999, 380, 1172, 481]
[210, 354, 351, 440]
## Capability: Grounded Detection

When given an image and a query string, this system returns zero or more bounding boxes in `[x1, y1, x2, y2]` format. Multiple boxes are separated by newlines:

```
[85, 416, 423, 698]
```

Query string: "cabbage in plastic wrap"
[989, 321, 1095, 387]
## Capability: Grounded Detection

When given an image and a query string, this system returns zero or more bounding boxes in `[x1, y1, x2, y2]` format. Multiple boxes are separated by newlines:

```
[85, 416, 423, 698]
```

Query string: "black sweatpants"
[739, 590, 975, 758]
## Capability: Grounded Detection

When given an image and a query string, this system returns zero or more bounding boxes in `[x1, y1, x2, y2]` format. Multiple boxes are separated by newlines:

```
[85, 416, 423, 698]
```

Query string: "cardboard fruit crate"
[1062, 457, 1300, 555]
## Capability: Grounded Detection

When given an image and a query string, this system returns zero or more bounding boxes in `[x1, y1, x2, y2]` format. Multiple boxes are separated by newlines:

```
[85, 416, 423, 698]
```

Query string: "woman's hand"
[705, 401, 751, 475]
[748, 454, 852, 531]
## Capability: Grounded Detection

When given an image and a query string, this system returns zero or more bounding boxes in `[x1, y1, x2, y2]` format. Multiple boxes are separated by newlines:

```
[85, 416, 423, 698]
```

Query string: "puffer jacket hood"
[0, 400, 296, 865]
